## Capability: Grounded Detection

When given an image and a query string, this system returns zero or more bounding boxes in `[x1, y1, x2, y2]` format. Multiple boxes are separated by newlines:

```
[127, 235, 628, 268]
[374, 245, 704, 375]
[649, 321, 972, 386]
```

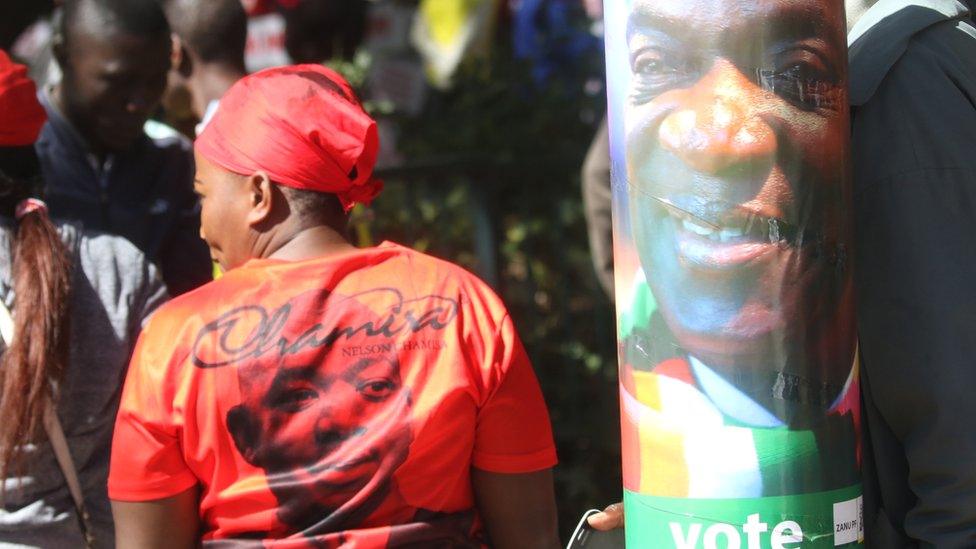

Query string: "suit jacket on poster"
[618, 283, 859, 500]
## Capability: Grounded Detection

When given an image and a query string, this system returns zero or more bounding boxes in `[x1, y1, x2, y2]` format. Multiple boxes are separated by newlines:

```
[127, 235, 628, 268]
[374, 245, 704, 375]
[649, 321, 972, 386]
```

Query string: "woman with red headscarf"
[0, 50, 167, 548]
[108, 65, 560, 548]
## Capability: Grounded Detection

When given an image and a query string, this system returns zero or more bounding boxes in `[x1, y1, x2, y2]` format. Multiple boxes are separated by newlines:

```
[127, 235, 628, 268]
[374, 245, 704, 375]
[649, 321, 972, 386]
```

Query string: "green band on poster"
[625, 486, 864, 548]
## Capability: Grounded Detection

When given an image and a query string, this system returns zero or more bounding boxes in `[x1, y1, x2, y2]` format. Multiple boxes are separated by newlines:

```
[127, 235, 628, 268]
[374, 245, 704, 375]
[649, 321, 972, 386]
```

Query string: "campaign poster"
[605, 0, 863, 546]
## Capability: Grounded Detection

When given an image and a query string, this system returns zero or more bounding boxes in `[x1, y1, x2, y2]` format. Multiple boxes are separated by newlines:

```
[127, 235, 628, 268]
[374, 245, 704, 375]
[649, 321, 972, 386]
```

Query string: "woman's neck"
[264, 224, 357, 263]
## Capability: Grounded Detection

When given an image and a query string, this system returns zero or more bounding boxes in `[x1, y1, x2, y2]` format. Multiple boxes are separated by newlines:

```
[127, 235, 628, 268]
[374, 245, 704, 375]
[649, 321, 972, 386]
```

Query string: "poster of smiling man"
[605, 0, 863, 546]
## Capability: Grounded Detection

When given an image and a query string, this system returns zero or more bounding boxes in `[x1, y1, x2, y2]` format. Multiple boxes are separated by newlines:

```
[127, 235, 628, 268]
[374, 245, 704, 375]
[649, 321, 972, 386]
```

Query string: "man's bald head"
[161, 0, 247, 72]
[60, 0, 169, 47]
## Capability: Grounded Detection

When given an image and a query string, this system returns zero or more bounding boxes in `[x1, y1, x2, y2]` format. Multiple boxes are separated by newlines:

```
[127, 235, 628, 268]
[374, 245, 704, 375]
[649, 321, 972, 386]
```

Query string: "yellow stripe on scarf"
[630, 371, 690, 497]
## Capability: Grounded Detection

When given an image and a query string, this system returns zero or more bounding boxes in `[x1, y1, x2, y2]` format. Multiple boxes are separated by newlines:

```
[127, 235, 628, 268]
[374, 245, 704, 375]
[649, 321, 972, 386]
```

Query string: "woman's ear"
[245, 171, 274, 226]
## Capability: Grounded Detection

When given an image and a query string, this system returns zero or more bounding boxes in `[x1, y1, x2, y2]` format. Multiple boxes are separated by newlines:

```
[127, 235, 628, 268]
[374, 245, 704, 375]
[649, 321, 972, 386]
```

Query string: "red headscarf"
[0, 50, 46, 147]
[195, 64, 382, 212]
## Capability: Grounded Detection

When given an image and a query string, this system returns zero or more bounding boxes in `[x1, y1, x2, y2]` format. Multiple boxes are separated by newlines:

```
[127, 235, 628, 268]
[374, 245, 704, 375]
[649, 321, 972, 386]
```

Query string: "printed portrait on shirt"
[608, 0, 859, 498]
[228, 352, 412, 533]
[198, 286, 486, 548]
[219, 290, 415, 538]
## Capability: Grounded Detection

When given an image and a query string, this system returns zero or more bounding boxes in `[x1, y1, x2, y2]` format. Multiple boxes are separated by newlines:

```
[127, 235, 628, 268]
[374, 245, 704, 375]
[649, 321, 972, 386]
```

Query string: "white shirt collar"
[850, 0, 968, 44]
[688, 356, 786, 428]
[195, 99, 221, 137]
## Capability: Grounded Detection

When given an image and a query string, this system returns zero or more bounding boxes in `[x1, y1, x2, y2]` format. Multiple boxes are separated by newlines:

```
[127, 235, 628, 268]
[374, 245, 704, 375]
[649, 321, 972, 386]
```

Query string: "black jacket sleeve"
[853, 19, 976, 548]
[158, 146, 213, 296]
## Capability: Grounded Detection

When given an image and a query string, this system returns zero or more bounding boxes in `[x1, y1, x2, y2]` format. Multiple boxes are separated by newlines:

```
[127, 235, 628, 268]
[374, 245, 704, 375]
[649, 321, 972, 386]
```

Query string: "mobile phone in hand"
[566, 509, 625, 549]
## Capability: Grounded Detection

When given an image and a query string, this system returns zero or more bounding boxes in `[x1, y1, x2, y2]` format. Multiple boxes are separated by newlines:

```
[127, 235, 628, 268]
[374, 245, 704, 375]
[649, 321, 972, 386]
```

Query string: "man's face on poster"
[229, 351, 412, 527]
[625, 0, 854, 385]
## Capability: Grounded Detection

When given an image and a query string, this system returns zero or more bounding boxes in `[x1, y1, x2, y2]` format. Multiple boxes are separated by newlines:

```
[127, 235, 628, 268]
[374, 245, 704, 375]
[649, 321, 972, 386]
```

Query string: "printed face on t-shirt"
[623, 0, 855, 412]
[225, 294, 415, 534]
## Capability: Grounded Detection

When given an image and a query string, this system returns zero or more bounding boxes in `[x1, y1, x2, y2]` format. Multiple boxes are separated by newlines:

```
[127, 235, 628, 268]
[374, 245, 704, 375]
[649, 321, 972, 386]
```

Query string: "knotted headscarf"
[0, 50, 46, 147]
[195, 64, 382, 212]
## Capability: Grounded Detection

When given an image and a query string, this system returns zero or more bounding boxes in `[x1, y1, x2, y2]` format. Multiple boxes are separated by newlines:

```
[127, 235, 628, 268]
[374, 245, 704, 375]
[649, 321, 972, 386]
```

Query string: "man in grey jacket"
[849, 0, 976, 546]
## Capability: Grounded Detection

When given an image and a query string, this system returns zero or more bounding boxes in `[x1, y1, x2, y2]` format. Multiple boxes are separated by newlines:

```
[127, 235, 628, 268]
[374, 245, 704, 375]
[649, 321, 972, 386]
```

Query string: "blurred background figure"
[160, 0, 249, 136]
[580, 116, 611, 300]
[574, 0, 612, 301]
[282, 0, 368, 64]
[240, 0, 293, 72]
[36, 0, 211, 296]
[0, 3, 55, 51]
[3, 1, 58, 87]
[511, 0, 601, 86]
[412, 0, 499, 89]
[0, 49, 167, 549]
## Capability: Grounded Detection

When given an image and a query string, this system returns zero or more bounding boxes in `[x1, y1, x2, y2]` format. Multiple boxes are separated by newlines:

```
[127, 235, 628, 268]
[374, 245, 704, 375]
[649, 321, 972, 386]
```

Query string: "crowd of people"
[2, 0, 565, 547]
[0, 0, 973, 547]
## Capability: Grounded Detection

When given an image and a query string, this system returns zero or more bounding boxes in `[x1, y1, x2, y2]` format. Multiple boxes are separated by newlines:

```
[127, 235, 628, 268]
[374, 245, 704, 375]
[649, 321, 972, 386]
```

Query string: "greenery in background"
[348, 30, 622, 539]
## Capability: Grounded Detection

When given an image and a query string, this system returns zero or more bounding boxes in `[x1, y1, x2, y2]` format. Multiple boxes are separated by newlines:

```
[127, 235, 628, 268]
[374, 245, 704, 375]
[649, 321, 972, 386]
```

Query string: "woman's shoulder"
[375, 243, 505, 304]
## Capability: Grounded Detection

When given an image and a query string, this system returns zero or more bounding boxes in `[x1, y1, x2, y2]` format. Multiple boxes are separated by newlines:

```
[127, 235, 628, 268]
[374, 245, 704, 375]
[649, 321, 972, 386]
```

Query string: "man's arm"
[472, 468, 559, 549]
[856, 165, 976, 545]
[112, 486, 200, 549]
[852, 24, 976, 545]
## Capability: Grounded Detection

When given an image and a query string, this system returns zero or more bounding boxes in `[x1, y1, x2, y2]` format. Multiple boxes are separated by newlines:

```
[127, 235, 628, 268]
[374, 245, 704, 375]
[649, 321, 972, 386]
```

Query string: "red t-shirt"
[108, 243, 557, 547]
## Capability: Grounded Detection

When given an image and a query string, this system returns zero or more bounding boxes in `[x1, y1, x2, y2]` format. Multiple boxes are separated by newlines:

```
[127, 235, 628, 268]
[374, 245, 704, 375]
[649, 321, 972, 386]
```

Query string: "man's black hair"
[160, 0, 247, 72]
[60, 0, 170, 46]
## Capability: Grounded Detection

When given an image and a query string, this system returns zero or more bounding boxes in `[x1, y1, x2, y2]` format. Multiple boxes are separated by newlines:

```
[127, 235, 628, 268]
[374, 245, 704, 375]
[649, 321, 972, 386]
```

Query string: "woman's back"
[0, 222, 166, 548]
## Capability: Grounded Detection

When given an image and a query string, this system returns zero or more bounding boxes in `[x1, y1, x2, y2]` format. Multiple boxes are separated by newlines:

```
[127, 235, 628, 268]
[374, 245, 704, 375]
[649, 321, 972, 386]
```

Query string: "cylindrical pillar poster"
[605, 0, 862, 546]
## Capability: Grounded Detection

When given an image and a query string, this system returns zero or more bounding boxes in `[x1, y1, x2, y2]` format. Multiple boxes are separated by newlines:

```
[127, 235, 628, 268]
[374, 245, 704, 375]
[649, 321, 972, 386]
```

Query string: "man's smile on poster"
[623, 0, 855, 413]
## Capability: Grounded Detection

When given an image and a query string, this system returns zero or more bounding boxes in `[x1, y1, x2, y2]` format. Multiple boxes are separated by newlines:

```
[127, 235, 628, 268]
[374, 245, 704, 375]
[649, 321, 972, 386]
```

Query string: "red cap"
[0, 50, 46, 147]
[195, 64, 382, 212]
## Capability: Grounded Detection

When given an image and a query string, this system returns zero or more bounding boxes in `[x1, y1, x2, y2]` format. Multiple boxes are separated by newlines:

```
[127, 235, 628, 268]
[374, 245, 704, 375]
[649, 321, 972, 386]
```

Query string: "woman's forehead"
[194, 151, 248, 186]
